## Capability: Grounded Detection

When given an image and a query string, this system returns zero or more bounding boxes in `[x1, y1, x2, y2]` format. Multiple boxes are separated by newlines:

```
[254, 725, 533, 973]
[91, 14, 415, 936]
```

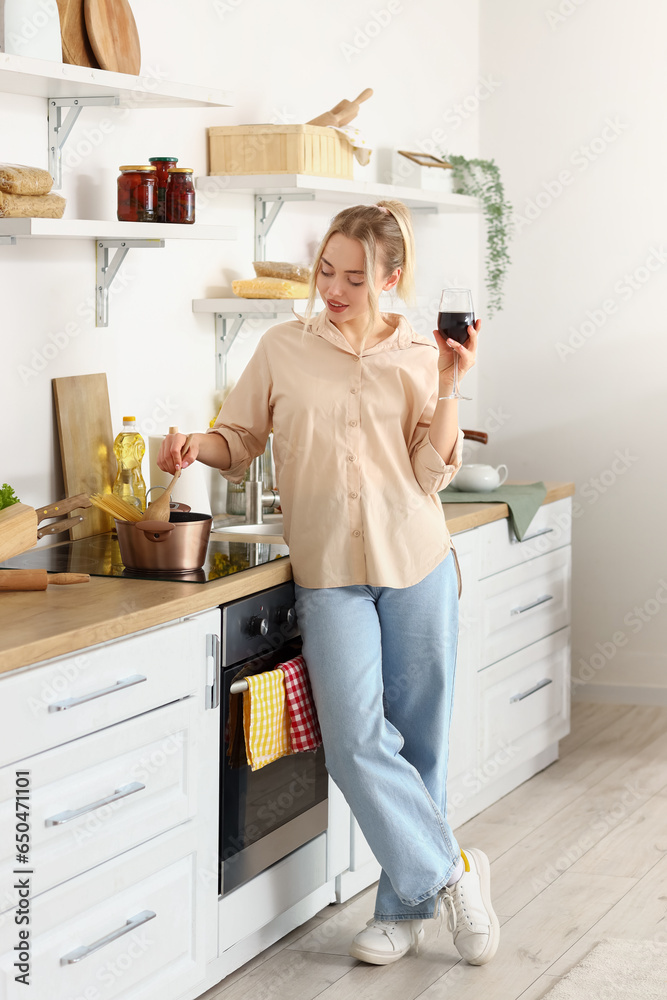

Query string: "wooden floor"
[202, 702, 667, 1000]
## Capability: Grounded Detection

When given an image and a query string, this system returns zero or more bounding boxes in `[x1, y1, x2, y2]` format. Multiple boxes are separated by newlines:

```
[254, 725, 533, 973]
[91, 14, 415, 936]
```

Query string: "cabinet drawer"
[0, 824, 205, 1000]
[0, 610, 219, 767]
[480, 497, 572, 578]
[479, 546, 571, 668]
[479, 627, 570, 766]
[0, 698, 199, 913]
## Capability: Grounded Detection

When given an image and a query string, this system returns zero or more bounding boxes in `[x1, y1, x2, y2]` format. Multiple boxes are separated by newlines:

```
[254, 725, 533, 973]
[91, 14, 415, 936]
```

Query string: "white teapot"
[450, 463, 509, 493]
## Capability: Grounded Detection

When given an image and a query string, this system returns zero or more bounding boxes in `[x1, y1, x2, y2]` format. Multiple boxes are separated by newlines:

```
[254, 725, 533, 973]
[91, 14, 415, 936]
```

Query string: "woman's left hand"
[433, 319, 481, 387]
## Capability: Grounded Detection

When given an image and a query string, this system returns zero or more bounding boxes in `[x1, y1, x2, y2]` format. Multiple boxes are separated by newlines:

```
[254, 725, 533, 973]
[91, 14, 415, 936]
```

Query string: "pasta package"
[0, 192, 66, 219]
[252, 261, 311, 283]
[232, 277, 310, 299]
[0, 163, 54, 196]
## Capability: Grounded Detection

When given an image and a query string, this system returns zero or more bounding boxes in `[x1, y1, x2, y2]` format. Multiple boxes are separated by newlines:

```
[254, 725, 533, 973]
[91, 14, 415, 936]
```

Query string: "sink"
[212, 515, 285, 544]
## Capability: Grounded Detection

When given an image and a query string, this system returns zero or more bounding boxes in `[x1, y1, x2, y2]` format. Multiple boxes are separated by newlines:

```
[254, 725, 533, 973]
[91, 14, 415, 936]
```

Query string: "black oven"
[218, 582, 328, 896]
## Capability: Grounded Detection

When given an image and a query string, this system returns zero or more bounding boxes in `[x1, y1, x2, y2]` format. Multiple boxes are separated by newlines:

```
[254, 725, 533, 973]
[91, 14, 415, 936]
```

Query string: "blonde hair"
[305, 200, 416, 340]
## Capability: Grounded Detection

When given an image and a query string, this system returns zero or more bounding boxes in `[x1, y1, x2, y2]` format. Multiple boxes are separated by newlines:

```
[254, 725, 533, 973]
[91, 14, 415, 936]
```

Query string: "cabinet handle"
[514, 527, 554, 544]
[510, 594, 553, 616]
[45, 781, 145, 827]
[206, 633, 220, 710]
[60, 909, 156, 965]
[47, 674, 147, 712]
[510, 678, 553, 703]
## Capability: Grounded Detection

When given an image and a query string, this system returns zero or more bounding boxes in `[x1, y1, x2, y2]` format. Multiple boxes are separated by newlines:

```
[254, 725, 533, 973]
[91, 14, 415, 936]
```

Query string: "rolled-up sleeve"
[410, 420, 464, 495]
[207, 338, 273, 484]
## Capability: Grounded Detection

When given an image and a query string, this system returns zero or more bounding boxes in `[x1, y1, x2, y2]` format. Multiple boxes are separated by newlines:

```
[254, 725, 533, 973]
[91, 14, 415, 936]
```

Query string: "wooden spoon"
[307, 89, 373, 128]
[139, 432, 193, 522]
[140, 467, 181, 523]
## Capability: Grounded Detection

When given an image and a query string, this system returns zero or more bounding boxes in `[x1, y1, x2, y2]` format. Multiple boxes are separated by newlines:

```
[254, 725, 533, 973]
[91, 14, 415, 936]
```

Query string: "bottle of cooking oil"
[112, 416, 146, 511]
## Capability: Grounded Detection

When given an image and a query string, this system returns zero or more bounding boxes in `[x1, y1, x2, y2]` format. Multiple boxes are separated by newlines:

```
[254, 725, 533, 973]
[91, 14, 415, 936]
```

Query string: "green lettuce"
[0, 483, 20, 510]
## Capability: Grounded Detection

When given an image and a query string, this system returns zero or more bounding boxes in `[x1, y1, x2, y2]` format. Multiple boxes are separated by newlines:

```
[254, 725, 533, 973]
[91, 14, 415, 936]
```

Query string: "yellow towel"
[243, 669, 291, 770]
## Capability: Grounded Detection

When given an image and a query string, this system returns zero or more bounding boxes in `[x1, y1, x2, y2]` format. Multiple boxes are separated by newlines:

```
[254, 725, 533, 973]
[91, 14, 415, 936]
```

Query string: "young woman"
[158, 200, 499, 967]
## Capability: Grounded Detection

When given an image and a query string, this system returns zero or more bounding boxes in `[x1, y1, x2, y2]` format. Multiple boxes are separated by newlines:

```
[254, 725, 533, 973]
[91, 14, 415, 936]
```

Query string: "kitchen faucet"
[244, 455, 280, 525]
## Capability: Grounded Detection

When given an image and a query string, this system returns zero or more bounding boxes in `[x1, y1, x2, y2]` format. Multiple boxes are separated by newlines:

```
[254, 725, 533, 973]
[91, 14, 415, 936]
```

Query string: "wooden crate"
[207, 124, 354, 179]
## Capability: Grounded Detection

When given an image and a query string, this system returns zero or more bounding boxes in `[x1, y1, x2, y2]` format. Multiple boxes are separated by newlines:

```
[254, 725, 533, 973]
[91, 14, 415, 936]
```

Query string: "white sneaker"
[349, 918, 424, 965]
[436, 848, 500, 965]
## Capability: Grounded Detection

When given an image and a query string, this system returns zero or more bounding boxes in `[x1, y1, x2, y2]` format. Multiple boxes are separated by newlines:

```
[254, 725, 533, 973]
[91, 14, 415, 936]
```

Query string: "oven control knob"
[247, 615, 269, 637]
[278, 606, 296, 628]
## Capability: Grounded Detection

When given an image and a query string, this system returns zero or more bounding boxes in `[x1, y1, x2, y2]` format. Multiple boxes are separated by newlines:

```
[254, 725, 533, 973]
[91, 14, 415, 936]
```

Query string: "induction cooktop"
[0, 532, 289, 584]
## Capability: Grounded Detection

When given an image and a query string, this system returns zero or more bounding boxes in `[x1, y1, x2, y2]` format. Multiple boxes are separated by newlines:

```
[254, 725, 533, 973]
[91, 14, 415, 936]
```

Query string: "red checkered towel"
[280, 655, 322, 752]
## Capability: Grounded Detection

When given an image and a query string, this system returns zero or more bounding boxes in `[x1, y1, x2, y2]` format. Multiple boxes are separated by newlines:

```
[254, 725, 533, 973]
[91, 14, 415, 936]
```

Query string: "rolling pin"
[0, 570, 90, 592]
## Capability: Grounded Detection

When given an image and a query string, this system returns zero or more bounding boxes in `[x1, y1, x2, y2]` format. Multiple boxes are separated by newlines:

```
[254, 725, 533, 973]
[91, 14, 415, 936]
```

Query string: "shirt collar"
[299, 310, 436, 355]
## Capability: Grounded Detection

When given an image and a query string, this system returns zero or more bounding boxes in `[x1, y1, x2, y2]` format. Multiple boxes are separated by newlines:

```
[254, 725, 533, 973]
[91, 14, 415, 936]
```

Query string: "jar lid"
[119, 165, 156, 172]
[168, 167, 193, 173]
[149, 156, 179, 163]
[122, 415, 136, 422]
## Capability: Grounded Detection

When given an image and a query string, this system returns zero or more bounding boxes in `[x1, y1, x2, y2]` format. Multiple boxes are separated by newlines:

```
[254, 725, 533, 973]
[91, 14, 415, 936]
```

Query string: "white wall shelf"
[0, 53, 232, 188]
[0, 219, 236, 240]
[196, 173, 480, 214]
[0, 52, 233, 107]
[192, 298, 306, 314]
[0, 220, 236, 326]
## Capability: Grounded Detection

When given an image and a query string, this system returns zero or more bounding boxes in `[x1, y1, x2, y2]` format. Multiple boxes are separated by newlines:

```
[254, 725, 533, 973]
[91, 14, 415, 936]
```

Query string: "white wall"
[480, 0, 667, 699]
[0, 0, 481, 516]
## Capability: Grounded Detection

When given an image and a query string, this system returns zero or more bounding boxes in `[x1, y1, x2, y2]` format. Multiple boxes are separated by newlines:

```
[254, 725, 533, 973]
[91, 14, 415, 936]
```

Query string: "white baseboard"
[572, 684, 667, 706]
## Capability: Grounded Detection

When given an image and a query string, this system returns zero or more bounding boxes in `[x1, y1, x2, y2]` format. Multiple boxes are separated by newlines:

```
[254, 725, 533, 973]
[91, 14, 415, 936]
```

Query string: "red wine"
[438, 311, 474, 345]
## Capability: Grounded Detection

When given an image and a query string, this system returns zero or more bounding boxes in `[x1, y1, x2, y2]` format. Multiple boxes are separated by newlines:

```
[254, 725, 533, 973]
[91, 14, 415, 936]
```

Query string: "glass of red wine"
[437, 287, 474, 401]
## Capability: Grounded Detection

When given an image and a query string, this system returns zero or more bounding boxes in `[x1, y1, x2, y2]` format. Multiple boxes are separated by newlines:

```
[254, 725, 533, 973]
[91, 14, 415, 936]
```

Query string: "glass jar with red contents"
[148, 156, 178, 222]
[117, 166, 156, 222]
[165, 167, 195, 224]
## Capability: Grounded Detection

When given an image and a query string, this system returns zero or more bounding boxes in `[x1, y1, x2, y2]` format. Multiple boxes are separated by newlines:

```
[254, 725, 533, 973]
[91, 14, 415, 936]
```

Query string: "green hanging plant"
[443, 154, 513, 317]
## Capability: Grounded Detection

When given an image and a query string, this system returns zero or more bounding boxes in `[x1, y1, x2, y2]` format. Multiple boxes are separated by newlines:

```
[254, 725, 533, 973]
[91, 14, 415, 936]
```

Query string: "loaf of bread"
[253, 261, 311, 283]
[232, 277, 310, 299]
[0, 163, 54, 196]
[0, 192, 66, 218]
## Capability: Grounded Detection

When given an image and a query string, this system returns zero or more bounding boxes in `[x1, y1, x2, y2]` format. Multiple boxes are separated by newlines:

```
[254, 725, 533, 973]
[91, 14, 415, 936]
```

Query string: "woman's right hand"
[157, 432, 200, 474]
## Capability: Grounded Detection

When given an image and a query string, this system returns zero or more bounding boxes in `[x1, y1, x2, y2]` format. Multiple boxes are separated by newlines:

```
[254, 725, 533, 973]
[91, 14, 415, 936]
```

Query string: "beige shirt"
[208, 311, 463, 589]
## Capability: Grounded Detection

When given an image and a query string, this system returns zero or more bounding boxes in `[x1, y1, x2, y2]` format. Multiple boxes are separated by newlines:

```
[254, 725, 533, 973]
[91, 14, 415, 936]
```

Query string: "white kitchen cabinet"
[0, 609, 220, 1000]
[0, 824, 207, 1000]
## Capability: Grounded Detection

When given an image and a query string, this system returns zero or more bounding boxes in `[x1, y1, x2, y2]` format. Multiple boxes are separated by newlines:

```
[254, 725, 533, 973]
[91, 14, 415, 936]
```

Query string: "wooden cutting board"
[84, 0, 140, 75]
[52, 373, 115, 539]
[56, 0, 99, 68]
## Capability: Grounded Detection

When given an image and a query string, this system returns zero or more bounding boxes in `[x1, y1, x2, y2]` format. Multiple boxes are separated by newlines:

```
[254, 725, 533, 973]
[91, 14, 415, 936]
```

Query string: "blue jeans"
[294, 553, 461, 921]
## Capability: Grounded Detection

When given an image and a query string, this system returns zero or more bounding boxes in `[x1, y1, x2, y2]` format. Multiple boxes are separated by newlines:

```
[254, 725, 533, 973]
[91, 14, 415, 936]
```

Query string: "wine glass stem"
[452, 352, 460, 396]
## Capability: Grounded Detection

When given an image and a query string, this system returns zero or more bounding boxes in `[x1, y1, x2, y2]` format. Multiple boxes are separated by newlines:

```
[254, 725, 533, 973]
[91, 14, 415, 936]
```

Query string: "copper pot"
[115, 511, 212, 574]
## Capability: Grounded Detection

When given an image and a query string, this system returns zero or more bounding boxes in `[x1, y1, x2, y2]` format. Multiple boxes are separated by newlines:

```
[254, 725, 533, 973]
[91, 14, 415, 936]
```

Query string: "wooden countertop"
[0, 481, 574, 675]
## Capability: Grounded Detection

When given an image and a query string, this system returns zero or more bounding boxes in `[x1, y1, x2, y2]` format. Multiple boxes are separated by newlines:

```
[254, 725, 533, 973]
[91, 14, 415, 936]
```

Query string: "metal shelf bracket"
[254, 192, 314, 260]
[49, 96, 120, 189]
[213, 306, 296, 389]
[96, 239, 164, 328]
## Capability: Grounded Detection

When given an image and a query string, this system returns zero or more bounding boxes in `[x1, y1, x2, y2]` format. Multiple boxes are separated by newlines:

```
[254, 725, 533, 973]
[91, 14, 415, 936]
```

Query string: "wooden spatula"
[307, 89, 373, 128]
[140, 467, 181, 522]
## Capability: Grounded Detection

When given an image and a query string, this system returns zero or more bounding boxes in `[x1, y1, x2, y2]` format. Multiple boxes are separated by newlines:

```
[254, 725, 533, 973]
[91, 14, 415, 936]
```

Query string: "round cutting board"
[56, 0, 99, 68]
[83, 0, 141, 76]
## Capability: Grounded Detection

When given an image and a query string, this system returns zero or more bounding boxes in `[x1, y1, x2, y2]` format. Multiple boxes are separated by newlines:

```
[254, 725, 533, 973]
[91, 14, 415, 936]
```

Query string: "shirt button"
[353, 530, 361, 537]
[352, 356, 360, 362]
[349, 491, 358, 499]
[350, 388, 358, 394]
[347, 454, 356, 462]
[349, 420, 357, 427]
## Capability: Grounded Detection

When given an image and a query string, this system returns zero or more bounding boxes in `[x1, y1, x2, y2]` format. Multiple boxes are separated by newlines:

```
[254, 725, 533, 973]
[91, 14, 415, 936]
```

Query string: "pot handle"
[134, 521, 176, 542]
